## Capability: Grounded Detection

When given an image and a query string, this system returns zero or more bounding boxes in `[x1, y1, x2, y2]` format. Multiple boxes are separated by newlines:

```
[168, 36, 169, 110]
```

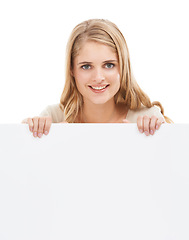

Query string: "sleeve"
[126, 106, 165, 123]
[39, 104, 65, 123]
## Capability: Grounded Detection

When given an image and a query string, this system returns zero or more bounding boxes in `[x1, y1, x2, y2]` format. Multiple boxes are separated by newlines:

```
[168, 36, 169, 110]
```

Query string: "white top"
[39, 104, 165, 123]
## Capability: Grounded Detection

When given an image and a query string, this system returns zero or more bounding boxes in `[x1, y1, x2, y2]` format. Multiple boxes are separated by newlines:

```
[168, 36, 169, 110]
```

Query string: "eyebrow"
[78, 60, 118, 65]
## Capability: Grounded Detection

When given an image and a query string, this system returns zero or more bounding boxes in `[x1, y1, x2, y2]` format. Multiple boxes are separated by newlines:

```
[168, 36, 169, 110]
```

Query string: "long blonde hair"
[60, 19, 172, 123]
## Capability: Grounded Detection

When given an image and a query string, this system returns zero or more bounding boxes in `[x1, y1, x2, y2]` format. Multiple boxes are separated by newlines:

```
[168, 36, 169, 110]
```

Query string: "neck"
[82, 100, 119, 123]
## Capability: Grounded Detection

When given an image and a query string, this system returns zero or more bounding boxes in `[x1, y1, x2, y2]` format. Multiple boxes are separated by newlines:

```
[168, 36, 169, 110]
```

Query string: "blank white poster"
[0, 123, 189, 240]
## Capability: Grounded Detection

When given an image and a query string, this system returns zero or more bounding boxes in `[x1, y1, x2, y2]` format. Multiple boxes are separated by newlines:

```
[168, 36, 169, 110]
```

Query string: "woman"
[23, 19, 172, 137]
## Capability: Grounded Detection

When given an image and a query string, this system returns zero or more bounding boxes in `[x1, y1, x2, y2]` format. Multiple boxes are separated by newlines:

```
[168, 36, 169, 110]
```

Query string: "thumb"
[122, 119, 130, 123]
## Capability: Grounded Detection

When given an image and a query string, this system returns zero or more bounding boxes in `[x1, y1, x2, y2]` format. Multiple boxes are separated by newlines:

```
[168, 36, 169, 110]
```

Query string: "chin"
[89, 98, 113, 105]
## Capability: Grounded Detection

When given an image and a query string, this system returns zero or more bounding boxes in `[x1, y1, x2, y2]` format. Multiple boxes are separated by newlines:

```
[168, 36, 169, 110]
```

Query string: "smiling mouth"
[89, 85, 109, 90]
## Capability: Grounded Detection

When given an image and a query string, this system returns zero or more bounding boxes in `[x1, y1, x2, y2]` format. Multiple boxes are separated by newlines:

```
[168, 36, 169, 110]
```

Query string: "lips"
[88, 84, 109, 93]
[88, 84, 109, 90]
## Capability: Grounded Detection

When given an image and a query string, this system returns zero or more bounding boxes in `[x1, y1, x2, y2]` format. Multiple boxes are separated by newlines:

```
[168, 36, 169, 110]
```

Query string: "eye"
[105, 63, 115, 69]
[81, 64, 91, 70]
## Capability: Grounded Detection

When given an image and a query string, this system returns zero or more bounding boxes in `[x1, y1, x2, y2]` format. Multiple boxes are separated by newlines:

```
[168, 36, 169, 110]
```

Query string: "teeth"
[91, 85, 107, 90]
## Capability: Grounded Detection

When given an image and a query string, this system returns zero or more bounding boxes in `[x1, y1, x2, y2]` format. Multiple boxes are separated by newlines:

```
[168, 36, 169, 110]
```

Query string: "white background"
[0, 0, 188, 123]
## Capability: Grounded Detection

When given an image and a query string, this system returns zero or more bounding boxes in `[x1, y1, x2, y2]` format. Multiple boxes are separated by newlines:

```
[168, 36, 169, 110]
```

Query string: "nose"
[92, 68, 105, 83]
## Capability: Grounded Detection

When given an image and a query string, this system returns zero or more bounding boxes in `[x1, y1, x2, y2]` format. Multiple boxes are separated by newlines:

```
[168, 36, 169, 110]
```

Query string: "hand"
[137, 115, 165, 136]
[123, 116, 165, 136]
[22, 116, 52, 138]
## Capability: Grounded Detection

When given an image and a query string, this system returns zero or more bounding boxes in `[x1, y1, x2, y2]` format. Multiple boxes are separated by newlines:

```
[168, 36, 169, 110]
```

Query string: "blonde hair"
[60, 19, 172, 123]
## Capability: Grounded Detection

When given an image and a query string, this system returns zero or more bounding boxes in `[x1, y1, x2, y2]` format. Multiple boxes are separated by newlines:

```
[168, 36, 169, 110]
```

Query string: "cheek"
[106, 69, 120, 81]
[110, 72, 121, 86]
[113, 73, 121, 92]
[73, 70, 82, 86]
[117, 75, 121, 90]
[75, 77, 85, 91]
[74, 69, 88, 84]
[117, 73, 121, 82]
[74, 72, 89, 94]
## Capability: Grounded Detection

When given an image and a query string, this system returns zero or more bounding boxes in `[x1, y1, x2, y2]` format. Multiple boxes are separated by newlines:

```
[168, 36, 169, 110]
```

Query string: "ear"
[70, 68, 74, 77]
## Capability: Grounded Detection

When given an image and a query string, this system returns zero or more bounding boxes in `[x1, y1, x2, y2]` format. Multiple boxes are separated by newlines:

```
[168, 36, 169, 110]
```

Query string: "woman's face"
[72, 41, 120, 106]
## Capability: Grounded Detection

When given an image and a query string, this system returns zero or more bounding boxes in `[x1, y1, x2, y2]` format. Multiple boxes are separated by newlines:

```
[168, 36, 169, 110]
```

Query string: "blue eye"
[81, 65, 91, 70]
[105, 63, 114, 69]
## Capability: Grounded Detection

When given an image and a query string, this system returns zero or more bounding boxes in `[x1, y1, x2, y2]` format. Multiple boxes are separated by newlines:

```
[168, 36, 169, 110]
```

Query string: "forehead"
[75, 41, 118, 62]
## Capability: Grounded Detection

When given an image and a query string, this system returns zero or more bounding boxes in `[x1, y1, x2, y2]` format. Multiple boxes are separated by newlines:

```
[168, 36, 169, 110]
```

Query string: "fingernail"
[156, 125, 159, 130]
[44, 131, 48, 135]
[30, 127, 33, 132]
[139, 129, 143, 133]
[38, 133, 42, 138]
[144, 131, 149, 136]
[150, 130, 154, 135]
[33, 132, 37, 137]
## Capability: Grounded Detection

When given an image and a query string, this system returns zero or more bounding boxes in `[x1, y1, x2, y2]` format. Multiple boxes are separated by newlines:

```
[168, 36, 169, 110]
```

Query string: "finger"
[149, 116, 158, 135]
[137, 116, 144, 133]
[143, 115, 150, 136]
[44, 117, 52, 135]
[32, 117, 39, 137]
[38, 117, 46, 138]
[22, 118, 28, 124]
[27, 118, 34, 132]
[156, 117, 165, 130]
[122, 119, 130, 123]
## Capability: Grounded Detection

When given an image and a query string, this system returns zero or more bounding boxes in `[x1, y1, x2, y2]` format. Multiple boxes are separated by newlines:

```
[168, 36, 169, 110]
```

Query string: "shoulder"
[39, 103, 64, 123]
[126, 105, 164, 123]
